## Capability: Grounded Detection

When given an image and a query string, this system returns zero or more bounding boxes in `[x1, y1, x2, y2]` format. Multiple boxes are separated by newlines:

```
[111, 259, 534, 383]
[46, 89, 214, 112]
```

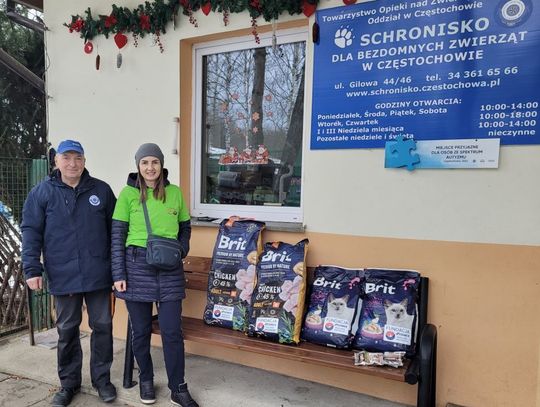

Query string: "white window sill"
[191, 217, 305, 233]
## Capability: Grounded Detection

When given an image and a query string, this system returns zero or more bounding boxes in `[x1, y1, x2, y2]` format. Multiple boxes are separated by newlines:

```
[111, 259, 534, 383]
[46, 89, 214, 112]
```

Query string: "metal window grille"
[0, 157, 50, 337]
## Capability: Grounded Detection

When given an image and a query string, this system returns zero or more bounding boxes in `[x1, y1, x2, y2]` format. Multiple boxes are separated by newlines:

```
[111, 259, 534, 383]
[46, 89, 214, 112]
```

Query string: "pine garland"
[65, 0, 319, 43]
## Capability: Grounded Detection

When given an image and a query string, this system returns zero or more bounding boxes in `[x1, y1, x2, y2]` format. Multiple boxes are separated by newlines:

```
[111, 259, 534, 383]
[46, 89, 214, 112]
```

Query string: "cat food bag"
[247, 239, 308, 344]
[301, 266, 363, 349]
[352, 269, 420, 354]
[203, 218, 265, 331]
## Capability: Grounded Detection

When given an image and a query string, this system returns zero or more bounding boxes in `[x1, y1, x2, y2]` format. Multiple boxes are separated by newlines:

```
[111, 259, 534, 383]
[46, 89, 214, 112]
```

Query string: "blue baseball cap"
[57, 140, 84, 154]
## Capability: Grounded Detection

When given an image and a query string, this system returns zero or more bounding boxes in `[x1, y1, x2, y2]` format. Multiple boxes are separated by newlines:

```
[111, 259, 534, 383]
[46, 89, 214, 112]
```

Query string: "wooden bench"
[122, 256, 437, 407]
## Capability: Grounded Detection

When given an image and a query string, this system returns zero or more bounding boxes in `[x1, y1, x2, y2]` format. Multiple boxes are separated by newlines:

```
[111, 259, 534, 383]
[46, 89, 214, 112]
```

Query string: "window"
[192, 28, 306, 223]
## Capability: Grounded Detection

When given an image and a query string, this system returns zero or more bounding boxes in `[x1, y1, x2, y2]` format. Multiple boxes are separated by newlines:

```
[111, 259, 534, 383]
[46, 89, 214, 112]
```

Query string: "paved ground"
[0, 330, 408, 407]
[0, 373, 133, 406]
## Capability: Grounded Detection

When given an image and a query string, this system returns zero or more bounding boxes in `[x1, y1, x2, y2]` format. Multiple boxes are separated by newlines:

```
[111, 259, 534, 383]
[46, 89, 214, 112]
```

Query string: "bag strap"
[141, 200, 153, 235]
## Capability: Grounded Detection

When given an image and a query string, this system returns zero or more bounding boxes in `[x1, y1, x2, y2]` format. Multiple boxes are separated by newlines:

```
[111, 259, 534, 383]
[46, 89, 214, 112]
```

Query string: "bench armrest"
[409, 323, 437, 407]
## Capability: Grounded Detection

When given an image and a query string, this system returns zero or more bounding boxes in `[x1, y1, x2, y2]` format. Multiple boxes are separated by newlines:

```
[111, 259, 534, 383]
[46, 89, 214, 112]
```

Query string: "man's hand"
[26, 277, 43, 291]
[114, 280, 126, 292]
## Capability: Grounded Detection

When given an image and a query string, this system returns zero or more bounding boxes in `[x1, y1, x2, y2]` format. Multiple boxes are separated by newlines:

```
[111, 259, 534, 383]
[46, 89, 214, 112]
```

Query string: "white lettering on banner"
[448, 32, 528, 49]
[369, 50, 484, 71]
[357, 42, 445, 60]
[319, 0, 485, 23]
[360, 18, 490, 46]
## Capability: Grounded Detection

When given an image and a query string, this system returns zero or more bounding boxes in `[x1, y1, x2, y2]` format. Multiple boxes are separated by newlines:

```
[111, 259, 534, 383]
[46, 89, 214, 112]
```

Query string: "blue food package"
[301, 265, 363, 349]
[203, 218, 265, 331]
[247, 239, 309, 344]
[352, 269, 420, 354]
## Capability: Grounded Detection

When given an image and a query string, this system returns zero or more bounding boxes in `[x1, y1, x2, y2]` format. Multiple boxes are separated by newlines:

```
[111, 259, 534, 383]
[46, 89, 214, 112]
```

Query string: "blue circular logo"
[213, 309, 221, 317]
[89, 195, 100, 206]
[385, 330, 396, 340]
[496, 0, 532, 27]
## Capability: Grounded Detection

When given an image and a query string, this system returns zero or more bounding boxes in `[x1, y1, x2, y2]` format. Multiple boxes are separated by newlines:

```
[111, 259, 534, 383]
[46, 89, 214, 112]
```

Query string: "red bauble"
[84, 41, 93, 54]
[201, 2, 211, 15]
[343, 0, 357, 4]
[114, 33, 128, 49]
[302, 0, 316, 17]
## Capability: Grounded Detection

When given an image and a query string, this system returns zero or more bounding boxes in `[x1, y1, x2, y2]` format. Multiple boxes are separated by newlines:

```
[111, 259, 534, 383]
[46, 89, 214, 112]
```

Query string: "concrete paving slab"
[0, 330, 409, 407]
[0, 376, 54, 407]
[0, 375, 135, 406]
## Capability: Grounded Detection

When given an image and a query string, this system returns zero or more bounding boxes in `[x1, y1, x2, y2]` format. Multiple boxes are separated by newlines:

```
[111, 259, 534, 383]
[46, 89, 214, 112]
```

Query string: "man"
[22, 140, 117, 406]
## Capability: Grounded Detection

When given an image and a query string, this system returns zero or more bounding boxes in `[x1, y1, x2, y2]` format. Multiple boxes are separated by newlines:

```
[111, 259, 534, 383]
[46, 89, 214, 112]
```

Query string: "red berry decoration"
[303, 1, 316, 17]
[114, 33, 128, 49]
[201, 2, 211, 16]
[251, 17, 260, 44]
[84, 41, 93, 54]
[343, 0, 357, 4]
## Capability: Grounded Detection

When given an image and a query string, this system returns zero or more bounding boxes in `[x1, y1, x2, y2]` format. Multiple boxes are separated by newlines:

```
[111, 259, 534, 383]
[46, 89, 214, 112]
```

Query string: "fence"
[0, 157, 50, 336]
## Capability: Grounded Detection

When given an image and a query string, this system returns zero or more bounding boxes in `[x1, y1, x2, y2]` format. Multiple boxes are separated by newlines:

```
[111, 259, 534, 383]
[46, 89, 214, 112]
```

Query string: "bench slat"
[183, 256, 212, 272]
[152, 316, 408, 382]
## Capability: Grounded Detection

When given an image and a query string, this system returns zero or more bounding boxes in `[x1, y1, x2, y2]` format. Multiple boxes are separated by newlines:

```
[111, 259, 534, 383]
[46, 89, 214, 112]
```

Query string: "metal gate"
[0, 158, 51, 337]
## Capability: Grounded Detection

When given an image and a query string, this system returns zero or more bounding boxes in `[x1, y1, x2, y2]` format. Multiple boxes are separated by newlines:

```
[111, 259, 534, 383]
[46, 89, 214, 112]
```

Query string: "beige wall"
[44, 0, 540, 246]
[46, 1, 540, 406]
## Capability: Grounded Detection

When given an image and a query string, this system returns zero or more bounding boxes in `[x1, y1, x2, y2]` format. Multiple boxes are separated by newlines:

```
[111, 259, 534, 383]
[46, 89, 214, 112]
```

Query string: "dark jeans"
[55, 288, 113, 388]
[126, 300, 185, 390]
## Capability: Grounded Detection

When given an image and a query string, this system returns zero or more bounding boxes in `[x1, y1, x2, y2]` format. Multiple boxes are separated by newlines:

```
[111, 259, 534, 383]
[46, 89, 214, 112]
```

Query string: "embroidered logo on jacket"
[89, 195, 101, 206]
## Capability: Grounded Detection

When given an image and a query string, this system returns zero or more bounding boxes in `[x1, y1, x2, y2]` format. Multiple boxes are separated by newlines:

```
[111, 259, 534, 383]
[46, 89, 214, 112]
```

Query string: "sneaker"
[94, 382, 117, 403]
[140, 380, 156, 404]
[51, 387, 80, 406]
[170, 383, 199, 407]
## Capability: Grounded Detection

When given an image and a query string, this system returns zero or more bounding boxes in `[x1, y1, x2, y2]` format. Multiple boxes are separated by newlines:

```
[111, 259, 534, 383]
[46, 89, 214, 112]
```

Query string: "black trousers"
[54, 288, 113, 388]
[126, 300, 185, 391]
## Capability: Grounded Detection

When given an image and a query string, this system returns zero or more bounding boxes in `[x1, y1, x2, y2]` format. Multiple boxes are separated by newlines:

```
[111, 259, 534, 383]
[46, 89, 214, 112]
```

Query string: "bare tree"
[249, 47, 266, 147]
[280, 63, 304, 168]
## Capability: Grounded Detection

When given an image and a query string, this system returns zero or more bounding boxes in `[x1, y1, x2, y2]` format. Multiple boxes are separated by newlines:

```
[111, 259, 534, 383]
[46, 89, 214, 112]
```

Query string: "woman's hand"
[114, 280, 127, 292]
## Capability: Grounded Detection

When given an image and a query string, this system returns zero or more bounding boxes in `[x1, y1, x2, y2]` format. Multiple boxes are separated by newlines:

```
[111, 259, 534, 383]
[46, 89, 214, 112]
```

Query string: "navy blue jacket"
[21, 169, 116, 295]
[111, 172, 191, 302]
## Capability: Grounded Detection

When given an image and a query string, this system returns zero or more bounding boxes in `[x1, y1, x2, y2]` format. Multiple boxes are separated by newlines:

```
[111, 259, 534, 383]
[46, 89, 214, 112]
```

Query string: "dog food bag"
[353, 269, 420, 354]
[203, 218, 265, 331]
[247, 239, 309, 344]
[301, 266, 363, 349]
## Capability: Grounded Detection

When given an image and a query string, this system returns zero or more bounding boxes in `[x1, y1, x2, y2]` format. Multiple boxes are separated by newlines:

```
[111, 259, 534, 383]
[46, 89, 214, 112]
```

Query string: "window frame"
[191, 27, 307, 223]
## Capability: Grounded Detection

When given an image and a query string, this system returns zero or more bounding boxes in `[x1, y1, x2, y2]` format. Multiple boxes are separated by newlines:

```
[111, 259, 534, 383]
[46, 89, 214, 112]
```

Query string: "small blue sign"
[311, 0, 540, 149]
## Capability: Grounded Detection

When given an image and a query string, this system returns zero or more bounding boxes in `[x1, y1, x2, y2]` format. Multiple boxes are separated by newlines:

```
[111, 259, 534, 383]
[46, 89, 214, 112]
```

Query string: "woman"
[111, 143, 198, 407]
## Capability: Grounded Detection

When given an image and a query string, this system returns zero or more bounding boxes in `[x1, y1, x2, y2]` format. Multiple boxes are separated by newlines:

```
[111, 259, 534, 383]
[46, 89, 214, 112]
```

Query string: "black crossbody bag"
[142, 200, 182, 270]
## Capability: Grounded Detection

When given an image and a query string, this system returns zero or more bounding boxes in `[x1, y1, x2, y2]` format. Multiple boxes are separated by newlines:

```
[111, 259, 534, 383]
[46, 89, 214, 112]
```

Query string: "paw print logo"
[334, 26, 354, 49]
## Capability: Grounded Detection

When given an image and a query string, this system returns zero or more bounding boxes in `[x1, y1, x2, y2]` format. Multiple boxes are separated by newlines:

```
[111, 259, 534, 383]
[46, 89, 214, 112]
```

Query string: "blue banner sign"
[311, 0, 540, 149]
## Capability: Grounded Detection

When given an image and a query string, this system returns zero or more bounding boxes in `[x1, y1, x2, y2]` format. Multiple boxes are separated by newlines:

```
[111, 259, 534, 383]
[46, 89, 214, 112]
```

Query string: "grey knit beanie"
[135, 143, 164, 167]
